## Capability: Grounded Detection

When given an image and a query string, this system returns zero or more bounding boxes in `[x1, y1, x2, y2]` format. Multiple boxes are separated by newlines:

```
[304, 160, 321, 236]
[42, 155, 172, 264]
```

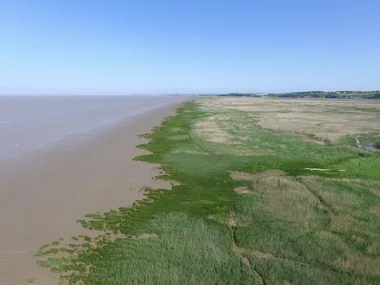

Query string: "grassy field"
[36, 98, 380, 285]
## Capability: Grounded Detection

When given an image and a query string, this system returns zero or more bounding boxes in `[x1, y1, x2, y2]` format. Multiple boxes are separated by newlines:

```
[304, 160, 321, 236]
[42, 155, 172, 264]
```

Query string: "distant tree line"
[368, 93, 380, 99]
[219, 93, 262, 97]
[217, 91, 380, 99]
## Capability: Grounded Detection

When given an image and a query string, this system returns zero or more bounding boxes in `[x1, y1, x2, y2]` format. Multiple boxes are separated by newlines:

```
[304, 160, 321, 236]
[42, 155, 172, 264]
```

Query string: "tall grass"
[36, 101, 380, 285]
[233, 174, 380, 284]
[78, 213, 258, 285]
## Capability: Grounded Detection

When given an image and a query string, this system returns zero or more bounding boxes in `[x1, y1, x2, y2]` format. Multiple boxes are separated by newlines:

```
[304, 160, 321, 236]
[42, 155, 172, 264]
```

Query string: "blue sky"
[0, 0, 379, 95]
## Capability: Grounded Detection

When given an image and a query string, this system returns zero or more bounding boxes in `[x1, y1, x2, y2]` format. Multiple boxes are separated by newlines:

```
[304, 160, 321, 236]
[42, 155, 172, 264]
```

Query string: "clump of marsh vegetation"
[374, 141, 380, 149]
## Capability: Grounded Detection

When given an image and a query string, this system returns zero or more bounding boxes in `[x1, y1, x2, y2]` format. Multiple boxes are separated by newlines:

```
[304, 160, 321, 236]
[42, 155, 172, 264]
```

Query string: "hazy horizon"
[0, 89, 379, 97]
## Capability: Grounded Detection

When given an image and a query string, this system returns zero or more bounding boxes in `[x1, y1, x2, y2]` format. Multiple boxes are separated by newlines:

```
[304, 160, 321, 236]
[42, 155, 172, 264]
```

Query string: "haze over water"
[0, 95, 185, 162]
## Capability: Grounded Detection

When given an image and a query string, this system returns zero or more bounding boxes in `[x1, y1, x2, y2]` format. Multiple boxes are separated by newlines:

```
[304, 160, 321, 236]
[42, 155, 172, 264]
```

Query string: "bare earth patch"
[234, 186, 250, 195]
[131, 233, 159, 239]
[230, 171, 253, 180]
[231, 170, 286, 181]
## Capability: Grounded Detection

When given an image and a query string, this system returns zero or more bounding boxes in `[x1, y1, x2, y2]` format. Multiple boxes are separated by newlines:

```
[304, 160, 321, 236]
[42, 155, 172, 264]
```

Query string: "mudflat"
[0, 104, 180, 285]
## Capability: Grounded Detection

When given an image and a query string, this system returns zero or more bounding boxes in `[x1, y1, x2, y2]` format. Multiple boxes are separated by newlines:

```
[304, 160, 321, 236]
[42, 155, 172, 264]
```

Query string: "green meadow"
[36, 99, 380, 285]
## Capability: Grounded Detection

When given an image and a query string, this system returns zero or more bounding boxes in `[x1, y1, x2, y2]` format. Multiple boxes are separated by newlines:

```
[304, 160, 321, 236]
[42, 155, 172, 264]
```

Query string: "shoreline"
[0, 102, 184, 285]
[21, 98, 380, 285]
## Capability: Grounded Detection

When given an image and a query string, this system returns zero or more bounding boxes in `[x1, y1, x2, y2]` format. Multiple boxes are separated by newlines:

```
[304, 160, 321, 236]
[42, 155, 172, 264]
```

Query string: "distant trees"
[368, 93, 380, 99]
[217, 91, 380, 99]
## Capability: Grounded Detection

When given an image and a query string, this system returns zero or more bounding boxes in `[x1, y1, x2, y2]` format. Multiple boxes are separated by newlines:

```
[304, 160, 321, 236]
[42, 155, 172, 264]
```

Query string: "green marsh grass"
[36, 100, 380, 285]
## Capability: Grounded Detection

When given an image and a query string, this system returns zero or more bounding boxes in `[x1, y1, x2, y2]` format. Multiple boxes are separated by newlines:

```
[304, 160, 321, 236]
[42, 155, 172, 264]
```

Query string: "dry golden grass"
[369, 188, 380, 198]
[333, 254, 380, 276]
[319, 190, 358, 208]
[299, 177, 380, 275]
[254, 176, 321, 229]
[197, 99, 380, 279]
[329, 214, 356, 232]
[368, 206, 380, 218]
[231, 170, 322, 230]
[302, 177, 380, 215]
[301, 177, 358, 205]
[315, 230, 380, 276]
[231, 170, 380, 277]
[258, 112, 379, 143]
[199, 97, 380, 143]
[192, 115, 232, 143]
